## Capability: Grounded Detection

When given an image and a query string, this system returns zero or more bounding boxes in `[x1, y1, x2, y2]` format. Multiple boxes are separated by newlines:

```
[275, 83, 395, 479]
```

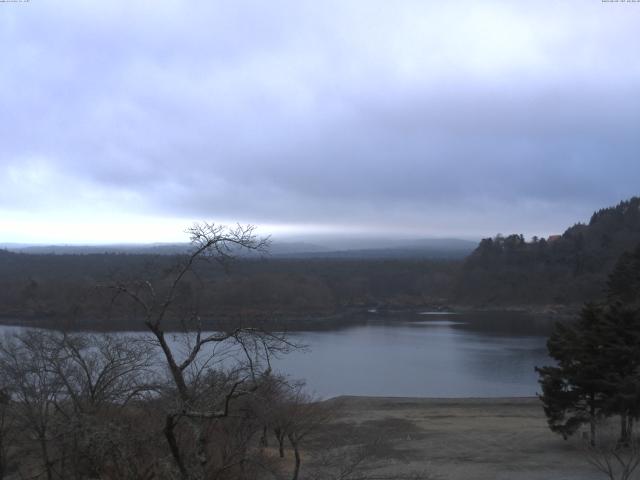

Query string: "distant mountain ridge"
[3, 238, 477, 260]
[456, 196, 640, 306]
[1, 243, 190, 255]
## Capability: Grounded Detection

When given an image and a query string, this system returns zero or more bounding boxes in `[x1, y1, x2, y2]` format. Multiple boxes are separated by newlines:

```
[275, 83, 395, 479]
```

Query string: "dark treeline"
[0, 249, 460, 330]
[457, 197, 640, 306]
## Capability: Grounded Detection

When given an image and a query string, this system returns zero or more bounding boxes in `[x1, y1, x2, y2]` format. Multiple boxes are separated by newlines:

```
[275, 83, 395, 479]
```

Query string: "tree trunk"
[619, 414, 631, 448]
[590, 401, 596, 447]
[260, 425, 268, 447]
[195, 420, 209, 479]
[0, 437, 5, 480]
[274, 428, 285, 458]
[150, 328, 190, 401]
[164, 414, 189, 480]
[39, 435, 53, 480]
[288, 433, 301, 480]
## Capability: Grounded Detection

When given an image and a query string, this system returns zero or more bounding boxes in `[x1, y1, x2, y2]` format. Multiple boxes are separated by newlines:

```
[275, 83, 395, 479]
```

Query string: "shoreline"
[327, 394, 540, 402]
[0, 303, 577, 333]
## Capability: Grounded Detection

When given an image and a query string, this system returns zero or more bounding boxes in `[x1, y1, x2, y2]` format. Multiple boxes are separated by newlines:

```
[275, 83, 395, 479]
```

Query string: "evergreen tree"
[536, 304, 609, 445]
[537, 243, 640, 445]
[607, 244, 640, 306]
[601, 245, 640, 444]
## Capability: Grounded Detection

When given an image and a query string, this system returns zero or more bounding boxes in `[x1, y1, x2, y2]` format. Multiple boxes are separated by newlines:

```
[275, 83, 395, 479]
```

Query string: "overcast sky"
[1, 0, 639, 244]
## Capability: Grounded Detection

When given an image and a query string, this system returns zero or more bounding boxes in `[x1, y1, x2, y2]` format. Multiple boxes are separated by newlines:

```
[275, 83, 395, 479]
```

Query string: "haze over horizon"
[2, 1, 639, 244]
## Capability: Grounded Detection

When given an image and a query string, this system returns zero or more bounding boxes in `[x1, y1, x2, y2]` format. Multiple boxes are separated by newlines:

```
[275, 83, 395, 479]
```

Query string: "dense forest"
[0, 250, 460, 330]
[1, 197, 639, 329]
[457, 197, 640, 306]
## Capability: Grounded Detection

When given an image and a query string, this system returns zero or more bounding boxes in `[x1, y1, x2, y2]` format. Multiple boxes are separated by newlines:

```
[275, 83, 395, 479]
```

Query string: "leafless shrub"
[0, 387, 18, 479]
[585, 424, 640, 480]
[0, 330, 161, 479]
[308, 440, 440, 480]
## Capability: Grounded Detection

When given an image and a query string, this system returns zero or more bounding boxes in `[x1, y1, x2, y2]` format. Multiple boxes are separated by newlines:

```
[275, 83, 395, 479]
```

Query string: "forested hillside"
[456, 197, 640, 306]
[0, 250, 459, 329]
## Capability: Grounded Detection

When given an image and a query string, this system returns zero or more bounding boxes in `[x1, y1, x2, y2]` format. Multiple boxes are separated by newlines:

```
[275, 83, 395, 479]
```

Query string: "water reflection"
[273, 311, 552, 398]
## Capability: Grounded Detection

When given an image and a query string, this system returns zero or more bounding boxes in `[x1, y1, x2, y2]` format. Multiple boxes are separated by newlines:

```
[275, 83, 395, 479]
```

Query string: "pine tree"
[537, 243, 640, 446]
[607, 244, 640, 306]
[602, 245, 640, 444]
[536, 304, 609, 445]
[598, 309, 640, 445]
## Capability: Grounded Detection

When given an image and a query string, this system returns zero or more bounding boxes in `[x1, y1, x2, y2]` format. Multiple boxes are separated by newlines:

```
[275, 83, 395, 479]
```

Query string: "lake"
[271, 311, 553, 398]
[0, 310, 555, 399]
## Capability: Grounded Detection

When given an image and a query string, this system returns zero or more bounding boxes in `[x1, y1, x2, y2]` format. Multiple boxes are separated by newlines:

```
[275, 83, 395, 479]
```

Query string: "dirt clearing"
[310, 396, 603, 480]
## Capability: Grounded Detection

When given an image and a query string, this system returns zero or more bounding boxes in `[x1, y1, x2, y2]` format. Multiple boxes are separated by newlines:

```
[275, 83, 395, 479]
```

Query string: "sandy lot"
[308, 396, 603, 480]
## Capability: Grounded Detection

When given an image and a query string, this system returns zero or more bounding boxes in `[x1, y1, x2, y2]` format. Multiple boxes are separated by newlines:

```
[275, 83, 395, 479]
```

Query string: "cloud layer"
[1, 0, 639, 242]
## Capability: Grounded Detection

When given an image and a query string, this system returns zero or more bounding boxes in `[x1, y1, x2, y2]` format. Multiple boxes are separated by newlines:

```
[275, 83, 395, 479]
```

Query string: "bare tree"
[47, 333, 159, 479]
[49, 333, 157, 413]
[585, 424, 640, 480]
[0, 331, 63, 480]
[109, 223, 296, 480]
[0, 387, 17, 479]
[265, 380, 334, 480]
[0, 330, 162, 480]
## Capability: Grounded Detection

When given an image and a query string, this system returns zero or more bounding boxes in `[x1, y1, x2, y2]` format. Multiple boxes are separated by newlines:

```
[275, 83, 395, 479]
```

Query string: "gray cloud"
[1, 0, 639, 242]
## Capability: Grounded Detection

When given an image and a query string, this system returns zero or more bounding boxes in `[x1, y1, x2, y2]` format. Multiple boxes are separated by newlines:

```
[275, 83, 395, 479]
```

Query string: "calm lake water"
[0, 311, 554, 399]
[271, 311, 553, 398]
